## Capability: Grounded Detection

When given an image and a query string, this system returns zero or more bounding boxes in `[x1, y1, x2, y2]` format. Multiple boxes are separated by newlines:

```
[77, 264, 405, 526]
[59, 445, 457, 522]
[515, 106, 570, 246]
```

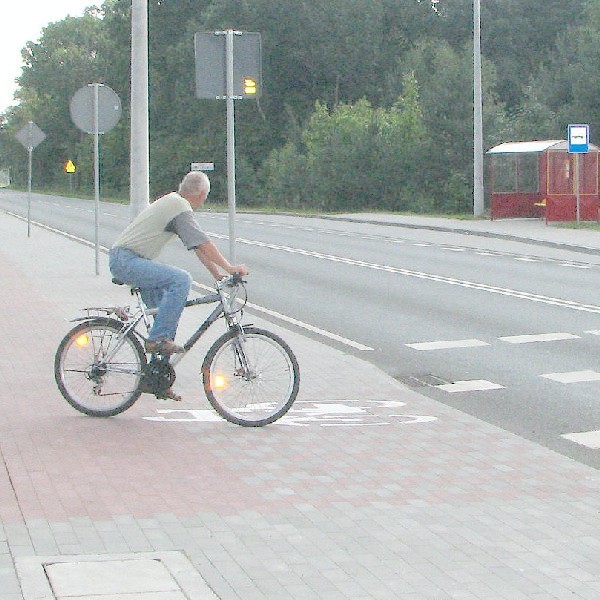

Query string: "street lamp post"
[473, 0, 485, 216]
[130, 0, 150, 218]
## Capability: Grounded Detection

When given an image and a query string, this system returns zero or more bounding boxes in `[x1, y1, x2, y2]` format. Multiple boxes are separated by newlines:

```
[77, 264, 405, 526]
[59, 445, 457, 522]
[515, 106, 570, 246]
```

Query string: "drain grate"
[396, 373, 450, 388]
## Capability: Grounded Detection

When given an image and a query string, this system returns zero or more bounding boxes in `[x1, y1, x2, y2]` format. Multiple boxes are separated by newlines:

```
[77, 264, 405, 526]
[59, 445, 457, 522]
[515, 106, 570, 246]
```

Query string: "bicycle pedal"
[157, 389, 182, 402]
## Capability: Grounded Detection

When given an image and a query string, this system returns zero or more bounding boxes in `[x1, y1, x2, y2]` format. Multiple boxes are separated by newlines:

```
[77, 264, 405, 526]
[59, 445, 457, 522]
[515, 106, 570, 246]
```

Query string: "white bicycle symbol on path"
[144, 399, 437, 427]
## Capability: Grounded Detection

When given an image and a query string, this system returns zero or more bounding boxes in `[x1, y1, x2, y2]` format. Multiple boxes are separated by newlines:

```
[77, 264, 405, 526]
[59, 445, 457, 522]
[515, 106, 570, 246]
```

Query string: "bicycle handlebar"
[218, 273, 246, 288]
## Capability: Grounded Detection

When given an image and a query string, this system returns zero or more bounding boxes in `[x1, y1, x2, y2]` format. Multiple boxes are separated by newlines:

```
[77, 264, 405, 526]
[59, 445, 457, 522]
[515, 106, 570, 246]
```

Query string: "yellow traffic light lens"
[243, 78, 257, 95]
[213, 374, 227, 389]
[75, 333, 90, 347]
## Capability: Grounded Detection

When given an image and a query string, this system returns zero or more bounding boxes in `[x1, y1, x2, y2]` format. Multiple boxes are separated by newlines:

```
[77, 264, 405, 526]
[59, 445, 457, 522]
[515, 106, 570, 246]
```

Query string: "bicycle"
[54, 275, 300, 426]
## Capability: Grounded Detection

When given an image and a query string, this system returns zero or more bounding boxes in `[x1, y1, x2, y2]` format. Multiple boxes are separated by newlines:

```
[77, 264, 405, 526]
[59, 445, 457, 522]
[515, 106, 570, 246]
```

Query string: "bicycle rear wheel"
[54, 319, 146, 417]
[202, 326, 300, 426]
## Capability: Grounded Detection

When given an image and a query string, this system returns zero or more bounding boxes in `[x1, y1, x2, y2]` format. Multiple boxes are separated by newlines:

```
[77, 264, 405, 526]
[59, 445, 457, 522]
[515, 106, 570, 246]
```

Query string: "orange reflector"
[75, 334, 90, 347]
[213, 374, 227, 389]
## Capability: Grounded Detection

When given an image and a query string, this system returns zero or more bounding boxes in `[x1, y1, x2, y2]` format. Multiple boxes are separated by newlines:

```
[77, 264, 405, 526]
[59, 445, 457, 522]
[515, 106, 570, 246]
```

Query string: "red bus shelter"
[488, 140, 599, 221]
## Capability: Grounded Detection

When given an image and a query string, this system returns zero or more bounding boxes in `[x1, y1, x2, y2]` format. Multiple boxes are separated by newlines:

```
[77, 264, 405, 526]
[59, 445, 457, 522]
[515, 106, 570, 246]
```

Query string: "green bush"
[260, 73, 436, 213]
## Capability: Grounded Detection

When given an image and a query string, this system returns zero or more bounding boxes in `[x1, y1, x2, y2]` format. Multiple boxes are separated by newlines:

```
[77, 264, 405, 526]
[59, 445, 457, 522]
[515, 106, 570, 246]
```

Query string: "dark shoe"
[145, 338, 185, 355]
[158, 387, 182, 402]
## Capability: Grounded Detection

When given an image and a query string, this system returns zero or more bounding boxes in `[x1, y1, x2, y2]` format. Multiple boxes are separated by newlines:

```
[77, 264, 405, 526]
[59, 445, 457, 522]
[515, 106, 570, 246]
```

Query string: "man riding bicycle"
[109, 171, 249, 362]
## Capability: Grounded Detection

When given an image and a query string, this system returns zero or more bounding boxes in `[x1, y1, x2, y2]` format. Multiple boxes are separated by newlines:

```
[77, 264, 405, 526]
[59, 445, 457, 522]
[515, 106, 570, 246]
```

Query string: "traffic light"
[243, 77, 257, 96]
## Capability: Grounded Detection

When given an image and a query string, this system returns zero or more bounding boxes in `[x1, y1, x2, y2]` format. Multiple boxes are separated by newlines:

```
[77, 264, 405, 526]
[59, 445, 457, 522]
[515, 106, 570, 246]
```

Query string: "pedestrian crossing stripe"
[436, 380, 504, 393]
[499, 332, 580, 343]
[561, 430, 600, 449]
[407, 331, 595, 349]
[406, 339, 489, 350]
[540, 370, 600, 383]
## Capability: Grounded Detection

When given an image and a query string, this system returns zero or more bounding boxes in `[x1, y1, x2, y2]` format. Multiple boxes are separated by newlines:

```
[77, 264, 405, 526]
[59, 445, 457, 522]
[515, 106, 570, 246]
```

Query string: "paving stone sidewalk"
[0, 210, 598, 599]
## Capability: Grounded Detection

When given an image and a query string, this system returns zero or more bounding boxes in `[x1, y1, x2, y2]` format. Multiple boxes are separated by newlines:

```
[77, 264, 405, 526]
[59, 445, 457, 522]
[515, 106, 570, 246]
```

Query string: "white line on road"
[190, 284, 374, 352]
[214, 234, 600, 315]
[8, 214, 372, 352]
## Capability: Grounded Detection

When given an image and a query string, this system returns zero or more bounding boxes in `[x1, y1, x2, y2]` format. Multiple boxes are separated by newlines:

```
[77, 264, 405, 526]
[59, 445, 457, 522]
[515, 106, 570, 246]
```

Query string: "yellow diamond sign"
[64, 160, 76, 174]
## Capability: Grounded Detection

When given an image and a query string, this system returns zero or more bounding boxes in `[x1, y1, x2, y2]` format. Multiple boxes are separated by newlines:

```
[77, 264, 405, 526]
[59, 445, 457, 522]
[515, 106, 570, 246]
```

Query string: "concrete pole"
[473, 0, 485, 217]
[130, 0, 150, 219]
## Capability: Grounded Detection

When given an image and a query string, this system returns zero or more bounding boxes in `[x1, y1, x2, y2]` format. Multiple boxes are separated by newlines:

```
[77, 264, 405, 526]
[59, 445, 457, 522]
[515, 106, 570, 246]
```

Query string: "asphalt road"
[2, 190, 600, 469]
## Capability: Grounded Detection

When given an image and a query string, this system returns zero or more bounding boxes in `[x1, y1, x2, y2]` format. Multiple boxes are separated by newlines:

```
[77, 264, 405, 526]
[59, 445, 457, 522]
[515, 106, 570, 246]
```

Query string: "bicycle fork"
[230, 327, 257, 381]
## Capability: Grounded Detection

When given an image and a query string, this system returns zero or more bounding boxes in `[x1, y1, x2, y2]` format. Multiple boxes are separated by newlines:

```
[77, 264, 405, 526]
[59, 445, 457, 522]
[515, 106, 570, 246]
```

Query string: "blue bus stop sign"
[568, 124, 589, 153]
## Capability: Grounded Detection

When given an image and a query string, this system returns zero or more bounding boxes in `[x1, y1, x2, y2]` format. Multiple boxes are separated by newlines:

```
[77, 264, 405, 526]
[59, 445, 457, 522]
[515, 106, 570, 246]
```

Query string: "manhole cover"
[396, 374, 450, 388]
[16, 551, 218, 599]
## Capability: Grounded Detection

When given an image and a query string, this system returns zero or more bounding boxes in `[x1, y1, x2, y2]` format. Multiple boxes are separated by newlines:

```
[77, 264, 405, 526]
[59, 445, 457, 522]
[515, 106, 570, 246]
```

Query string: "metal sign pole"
[575, 153, 581, 224]
[225, 29, 237, 264]
[70, 83, 120, 274]
[27, 146, 32, 237]
[93, 83, 101, 275]
[15, 120, 46, 237]
[568, 124, 589, 224]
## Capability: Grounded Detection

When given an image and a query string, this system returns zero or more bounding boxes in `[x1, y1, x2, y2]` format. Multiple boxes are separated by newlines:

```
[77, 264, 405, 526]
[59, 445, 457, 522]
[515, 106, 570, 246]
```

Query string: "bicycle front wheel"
[54, 319, 146, 417]
[202, 326, 300, 426]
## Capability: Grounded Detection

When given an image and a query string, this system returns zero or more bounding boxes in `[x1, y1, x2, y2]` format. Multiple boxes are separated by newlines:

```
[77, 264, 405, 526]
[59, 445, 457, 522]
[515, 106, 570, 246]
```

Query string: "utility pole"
[130, 0, 150, 218]
[473, 0, 485, 216]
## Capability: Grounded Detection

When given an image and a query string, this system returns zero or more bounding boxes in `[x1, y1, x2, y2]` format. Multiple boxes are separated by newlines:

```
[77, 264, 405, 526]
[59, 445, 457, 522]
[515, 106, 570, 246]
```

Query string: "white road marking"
[560, 263, 590, 269]
[561, 430, 600, 449]
[499, 332, 580, 344]
[5, 213, 372, 352]
[143, 400, 438, 427]
[244, 302, 373, 351]
[207, 234, 600, 315]
[436, 380, 505, 393]
[11, 214, 600, 351]
[190, 282, 373, 351]
[6, 213, 107, 250]
[406, 339, 489, 351]
[541, 370, 600, 383]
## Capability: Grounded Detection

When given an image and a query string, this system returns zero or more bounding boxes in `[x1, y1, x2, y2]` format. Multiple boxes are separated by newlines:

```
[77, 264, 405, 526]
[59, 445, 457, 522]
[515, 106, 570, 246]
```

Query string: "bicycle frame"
[81, 278, 246, 369]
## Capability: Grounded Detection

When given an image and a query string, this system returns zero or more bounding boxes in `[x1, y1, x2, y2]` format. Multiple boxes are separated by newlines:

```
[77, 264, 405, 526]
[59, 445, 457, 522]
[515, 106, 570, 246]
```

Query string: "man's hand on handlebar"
[228, 264, 249, 277]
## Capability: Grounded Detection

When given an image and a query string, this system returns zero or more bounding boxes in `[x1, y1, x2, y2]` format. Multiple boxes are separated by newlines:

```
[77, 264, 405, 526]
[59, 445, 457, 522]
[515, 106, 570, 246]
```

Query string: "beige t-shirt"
[113, 192, 206, 259]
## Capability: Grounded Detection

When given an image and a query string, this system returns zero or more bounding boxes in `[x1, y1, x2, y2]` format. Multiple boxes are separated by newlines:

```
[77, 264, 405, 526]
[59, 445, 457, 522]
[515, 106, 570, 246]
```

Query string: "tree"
[0, 8, 108, 189]
[532, 20, 600, 142]
[1, 0, 597, 214]
[434, 0, 588, 108]
[263, 73, 434, 212]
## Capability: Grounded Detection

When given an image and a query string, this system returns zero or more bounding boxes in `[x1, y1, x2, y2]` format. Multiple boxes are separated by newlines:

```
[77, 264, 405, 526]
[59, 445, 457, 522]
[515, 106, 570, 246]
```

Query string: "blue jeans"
[109, 247, 191, 342]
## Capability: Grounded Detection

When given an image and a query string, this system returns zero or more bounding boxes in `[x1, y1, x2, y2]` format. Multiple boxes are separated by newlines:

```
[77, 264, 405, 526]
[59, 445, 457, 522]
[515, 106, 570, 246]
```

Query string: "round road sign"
[70, 84, 122, 134]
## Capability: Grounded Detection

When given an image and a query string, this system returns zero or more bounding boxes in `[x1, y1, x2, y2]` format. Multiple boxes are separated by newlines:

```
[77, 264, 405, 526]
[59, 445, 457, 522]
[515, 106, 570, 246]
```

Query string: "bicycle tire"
[202, 326, 300, 426]
[54, 318, 146, 417]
